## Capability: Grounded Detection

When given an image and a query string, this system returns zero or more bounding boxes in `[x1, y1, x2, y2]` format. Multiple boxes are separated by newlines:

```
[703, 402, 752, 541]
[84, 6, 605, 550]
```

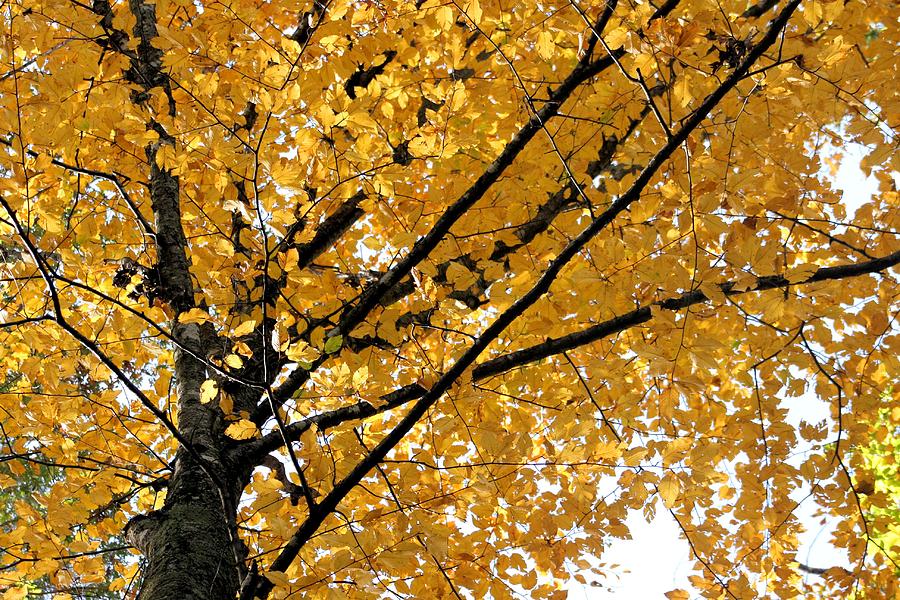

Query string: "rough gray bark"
[125, 475, 240, 600]
[125, 323, 245, 600]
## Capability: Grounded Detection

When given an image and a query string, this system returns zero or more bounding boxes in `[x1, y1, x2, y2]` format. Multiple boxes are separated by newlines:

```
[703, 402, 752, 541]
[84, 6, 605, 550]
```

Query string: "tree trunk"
[126, 458, 241, 600]
[110, 0, 250, 590]
[126, 326, 247, 599]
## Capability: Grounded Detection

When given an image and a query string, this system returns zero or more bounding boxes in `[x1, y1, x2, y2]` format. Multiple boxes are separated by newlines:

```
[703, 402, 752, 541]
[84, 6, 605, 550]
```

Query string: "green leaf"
[323, 334, 343, 354]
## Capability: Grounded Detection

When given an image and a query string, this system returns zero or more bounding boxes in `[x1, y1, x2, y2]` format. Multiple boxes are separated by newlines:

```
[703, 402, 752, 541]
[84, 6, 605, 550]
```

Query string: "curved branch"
[0, 194, 205, 472]
[0, 137, 155, 238]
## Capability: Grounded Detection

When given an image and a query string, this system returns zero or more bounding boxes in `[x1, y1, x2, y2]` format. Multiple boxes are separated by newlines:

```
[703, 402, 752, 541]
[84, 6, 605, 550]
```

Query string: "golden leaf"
[223, 354, 244, 369]
[199, 379, 218, 404]
[659, 473, 681, 509]
[177, 308, 211, 324]
[232, 320, 257, 338]
[225, 419, 260, 440]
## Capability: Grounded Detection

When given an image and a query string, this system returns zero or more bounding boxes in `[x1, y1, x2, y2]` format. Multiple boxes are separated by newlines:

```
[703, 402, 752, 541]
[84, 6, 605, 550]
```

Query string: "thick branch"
[293, 192, 366, 269]
[288, 0, 328, 46]
[332, 54, 621, 339]
[236, 247, 898, 467]
[476, 248, 900, 378]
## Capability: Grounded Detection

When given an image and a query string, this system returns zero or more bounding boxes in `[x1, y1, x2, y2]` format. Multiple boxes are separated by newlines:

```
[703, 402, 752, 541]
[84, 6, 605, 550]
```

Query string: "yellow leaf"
[675, 75, 693, 108]
[232, 320, 257, 337]
[698, 281, 727, 304]
[605, 27, 629, 48]
[178, 308, 210, 324]
[434, 6, 454, 30]
[224, 354, 243, 369]
[785, 263, 819, 284]
[537, 31, 554, 61]
[155, 144, 176, 169]
[225, 419, 260, 440]
[219, 393, 234, 415]
[264, 569, 291, 588]
[213, 238, 234, 257]
[466, 0, 483, 24]
[199, 379, 218, 404]
[286, 340, 319, 364]
[659, 473, 681, 508]
[348, 111, 378, 130]
[352, 364, 369, 390]
[665, 590, 690, 600]
[233, 341, 253, 357]
[623, 447, 648, 466]
[802, 1, 823, 27]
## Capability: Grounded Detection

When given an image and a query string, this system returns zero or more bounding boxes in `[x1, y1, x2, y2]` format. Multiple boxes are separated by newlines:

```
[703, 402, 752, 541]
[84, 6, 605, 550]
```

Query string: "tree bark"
[129, 157, 246, 599]
[124, 322, 246, 599]
[125, 464, 241, 600]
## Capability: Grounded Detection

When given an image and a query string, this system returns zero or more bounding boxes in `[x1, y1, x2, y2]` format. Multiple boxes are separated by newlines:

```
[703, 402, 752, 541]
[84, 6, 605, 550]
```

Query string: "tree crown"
[0, 0, 898, 598]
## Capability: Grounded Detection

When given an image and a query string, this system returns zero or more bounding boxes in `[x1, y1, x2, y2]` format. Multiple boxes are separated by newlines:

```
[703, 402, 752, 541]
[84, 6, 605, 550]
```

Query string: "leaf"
[785, 263, 819, 283]
[664, 590, 690, 600]
[199, 379, 218, 404]
[537, 31, 555, 61]
[286, 340, 319, 363]
[352, 365, 369, 390]
[674, 75, 693, 108]
[659, 473, 681, 509]
[323, 334, 343, 354]
[223, 354, 244, 369]
[263, 570, 292, 589]
[232, 320, 257, 337]
[605, 27, 629, 48]
[465, 0, 483, 24]
[434, 6, 454, 30]
[224, 419, 260, 440]
[178, 308, 211, 324]
[219, 393, 234, 415]
[348, 112, 378, 130]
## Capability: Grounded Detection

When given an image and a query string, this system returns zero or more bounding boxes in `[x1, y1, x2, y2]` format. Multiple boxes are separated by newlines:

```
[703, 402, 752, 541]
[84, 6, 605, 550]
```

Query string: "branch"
[0, 137, 154, 238]
[476, 248, 900, 379]
[0, 315, 51, 329]
[257, 13, 632, 422]
[331, 28, 621, 340]
[233, 383, 426, 466]
[289, 191, 366, 268]
[797, 563, 843, 575]
[0, 194, 201, 470]
[237, 248, 899, 467]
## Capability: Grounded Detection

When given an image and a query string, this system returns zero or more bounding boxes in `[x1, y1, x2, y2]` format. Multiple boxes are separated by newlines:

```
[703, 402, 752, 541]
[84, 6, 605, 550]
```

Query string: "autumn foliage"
[0, 0, 898, 598]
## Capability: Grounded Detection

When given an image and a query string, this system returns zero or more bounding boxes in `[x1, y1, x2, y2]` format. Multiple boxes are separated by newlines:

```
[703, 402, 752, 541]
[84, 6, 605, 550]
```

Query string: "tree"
[0, 0, 897, 597]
